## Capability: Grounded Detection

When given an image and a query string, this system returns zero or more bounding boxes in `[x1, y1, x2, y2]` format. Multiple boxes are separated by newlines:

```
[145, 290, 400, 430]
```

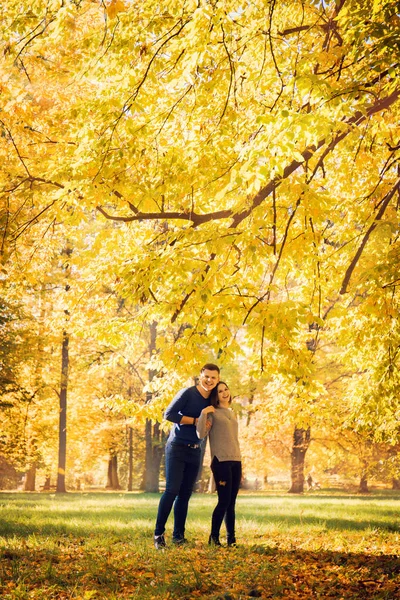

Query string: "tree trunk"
[127, 425, 133, 492]
[392, 478, 400, 490]
[56, 331, 69, 493]
[141, 321, 165, 492]
[106, 459, 112, 488]
[288, 427, 311, 494]
[24, 287, 46, 494]
[42, 474, 51, 491]
[246, 380, 256, 426]
[24, 464, 36, 492]
[359, 473, 369, 493]
[142, 420, 165, 492]
[111, 455, 120, 488]
[106, 454, 121, 489]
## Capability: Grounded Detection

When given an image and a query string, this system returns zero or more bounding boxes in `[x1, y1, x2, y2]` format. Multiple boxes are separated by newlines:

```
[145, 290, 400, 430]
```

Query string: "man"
[154, 363, 220, 549]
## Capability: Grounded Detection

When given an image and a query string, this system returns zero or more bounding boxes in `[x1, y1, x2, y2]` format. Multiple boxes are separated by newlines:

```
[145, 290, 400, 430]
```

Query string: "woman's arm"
[196, 406, 214, 438]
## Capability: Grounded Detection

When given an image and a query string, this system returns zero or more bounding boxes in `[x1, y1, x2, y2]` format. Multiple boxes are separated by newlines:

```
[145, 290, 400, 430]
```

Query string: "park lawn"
[0, 490, 399, 599]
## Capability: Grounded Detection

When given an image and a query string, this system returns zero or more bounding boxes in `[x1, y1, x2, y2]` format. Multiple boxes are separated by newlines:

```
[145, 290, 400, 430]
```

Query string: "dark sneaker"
[154, 534, 166, 549]
[172, 537, 188, 546]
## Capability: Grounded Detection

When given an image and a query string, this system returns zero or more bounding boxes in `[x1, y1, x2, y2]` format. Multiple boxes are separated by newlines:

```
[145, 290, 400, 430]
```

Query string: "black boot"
[227, 534, 236, 547]
[208, 534, 222, 546]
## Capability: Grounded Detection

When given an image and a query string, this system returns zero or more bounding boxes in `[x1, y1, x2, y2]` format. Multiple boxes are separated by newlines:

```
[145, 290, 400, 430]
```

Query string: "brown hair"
[200, 363, 220, 374]
[210, 381, 231, 408]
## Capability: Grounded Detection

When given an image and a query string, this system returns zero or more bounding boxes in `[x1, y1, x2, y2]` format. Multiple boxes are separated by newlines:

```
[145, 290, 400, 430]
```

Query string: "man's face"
[198, 369, 220, 395]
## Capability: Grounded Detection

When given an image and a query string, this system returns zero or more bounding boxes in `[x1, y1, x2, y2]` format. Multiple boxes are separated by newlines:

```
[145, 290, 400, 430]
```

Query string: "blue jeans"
[154, 442, 201, 539]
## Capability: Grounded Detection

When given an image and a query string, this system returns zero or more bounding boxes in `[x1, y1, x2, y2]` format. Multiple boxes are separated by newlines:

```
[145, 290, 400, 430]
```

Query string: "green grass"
[0, 490, 399, 599]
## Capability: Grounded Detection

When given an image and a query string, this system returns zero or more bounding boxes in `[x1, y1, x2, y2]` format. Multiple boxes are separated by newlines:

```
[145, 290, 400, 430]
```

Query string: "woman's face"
[217, 383, 231, 405]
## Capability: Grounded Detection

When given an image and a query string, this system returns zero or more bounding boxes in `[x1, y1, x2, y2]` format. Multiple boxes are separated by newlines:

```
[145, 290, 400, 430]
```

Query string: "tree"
[2, 0, 400, 491]
[288, 427, 311, 494]
[142, 322, 165, 493]
[56, 330, 69, 493]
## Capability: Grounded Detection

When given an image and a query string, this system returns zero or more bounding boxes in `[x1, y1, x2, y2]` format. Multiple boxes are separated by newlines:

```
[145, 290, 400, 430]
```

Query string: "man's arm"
[180, 415, 199, 425]
[164, 388, 197, 424]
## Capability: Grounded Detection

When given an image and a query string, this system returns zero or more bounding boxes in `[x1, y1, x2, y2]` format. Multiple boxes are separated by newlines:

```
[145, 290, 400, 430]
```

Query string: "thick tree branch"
[2, 176, 64, 195]
[96, 89, 400, 228]
[231, 88, 400, 228]
[96, 204, 233, 226]
[340, 180, 400, 294]
[278, 0, 345, 45]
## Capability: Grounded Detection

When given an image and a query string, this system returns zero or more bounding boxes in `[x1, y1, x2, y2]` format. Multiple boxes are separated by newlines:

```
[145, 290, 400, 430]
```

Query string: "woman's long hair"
[210, 381, 231, 408]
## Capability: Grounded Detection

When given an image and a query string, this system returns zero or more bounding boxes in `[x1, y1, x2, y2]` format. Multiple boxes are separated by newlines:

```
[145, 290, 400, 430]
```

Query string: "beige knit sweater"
[197, 407, 241, 462]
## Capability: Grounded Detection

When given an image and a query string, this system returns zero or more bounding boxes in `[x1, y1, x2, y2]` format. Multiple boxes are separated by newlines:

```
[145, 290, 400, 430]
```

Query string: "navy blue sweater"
[165, 386, 210, 445]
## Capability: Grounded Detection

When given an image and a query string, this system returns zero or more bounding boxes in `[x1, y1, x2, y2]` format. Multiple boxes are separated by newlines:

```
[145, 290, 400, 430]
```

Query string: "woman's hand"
[196, 406, 214, 439]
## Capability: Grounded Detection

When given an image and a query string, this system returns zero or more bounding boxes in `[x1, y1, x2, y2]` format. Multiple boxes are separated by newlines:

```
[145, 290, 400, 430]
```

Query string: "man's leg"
[172, 449, 201, 541]
[154, 444, 186, 537]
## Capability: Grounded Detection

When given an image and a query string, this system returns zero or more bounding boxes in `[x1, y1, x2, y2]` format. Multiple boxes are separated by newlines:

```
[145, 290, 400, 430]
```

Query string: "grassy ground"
[0, 490, 399, 599]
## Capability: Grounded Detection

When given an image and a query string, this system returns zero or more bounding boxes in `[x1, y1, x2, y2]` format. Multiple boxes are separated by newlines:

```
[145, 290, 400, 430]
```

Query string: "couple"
[154, 363, 242, 549]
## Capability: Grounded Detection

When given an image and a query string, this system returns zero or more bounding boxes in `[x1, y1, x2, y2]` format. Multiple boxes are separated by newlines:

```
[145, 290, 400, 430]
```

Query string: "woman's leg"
[210, 458, 232, 540]
[224, 461, 242, 544]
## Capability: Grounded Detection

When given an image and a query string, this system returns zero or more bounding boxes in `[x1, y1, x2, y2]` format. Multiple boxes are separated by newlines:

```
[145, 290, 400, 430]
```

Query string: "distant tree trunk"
[106, 454, 121, 489]
[127, 426, 133, 492]
[359, 473, 369, 493]
[246, 380, 256, 426]
[56, 245, 72, 495]
[392, 478, 400, 490]
[141, 321, 165, 492]
[142, 420, 165, 492]
[24, 464, 36, 491]
[56, 331, 69, 493]
[24, 287, 46, 494]
[288, 427, 311, 494]
[42, 474, 51, 491]
[106, 460, 112, 488]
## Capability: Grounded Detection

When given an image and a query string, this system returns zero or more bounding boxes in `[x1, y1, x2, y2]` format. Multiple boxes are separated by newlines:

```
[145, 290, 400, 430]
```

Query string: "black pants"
[211, 457, 242, 540]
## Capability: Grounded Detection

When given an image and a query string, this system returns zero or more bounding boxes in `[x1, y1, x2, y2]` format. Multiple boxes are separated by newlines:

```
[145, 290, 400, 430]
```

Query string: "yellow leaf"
[106, 0, 126, 19]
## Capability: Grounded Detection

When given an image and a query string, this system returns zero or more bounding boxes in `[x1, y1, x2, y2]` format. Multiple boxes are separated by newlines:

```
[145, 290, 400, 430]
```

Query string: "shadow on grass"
[1, 491, 400, 539]
[239, 546, 400, 599]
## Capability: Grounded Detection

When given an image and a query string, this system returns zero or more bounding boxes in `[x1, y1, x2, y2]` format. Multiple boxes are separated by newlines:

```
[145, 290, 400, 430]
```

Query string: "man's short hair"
[200, 363, 220, 373]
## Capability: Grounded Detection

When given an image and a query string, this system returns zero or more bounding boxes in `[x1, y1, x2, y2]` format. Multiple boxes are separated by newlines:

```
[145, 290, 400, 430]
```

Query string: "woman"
[197, 381, 242, 547]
